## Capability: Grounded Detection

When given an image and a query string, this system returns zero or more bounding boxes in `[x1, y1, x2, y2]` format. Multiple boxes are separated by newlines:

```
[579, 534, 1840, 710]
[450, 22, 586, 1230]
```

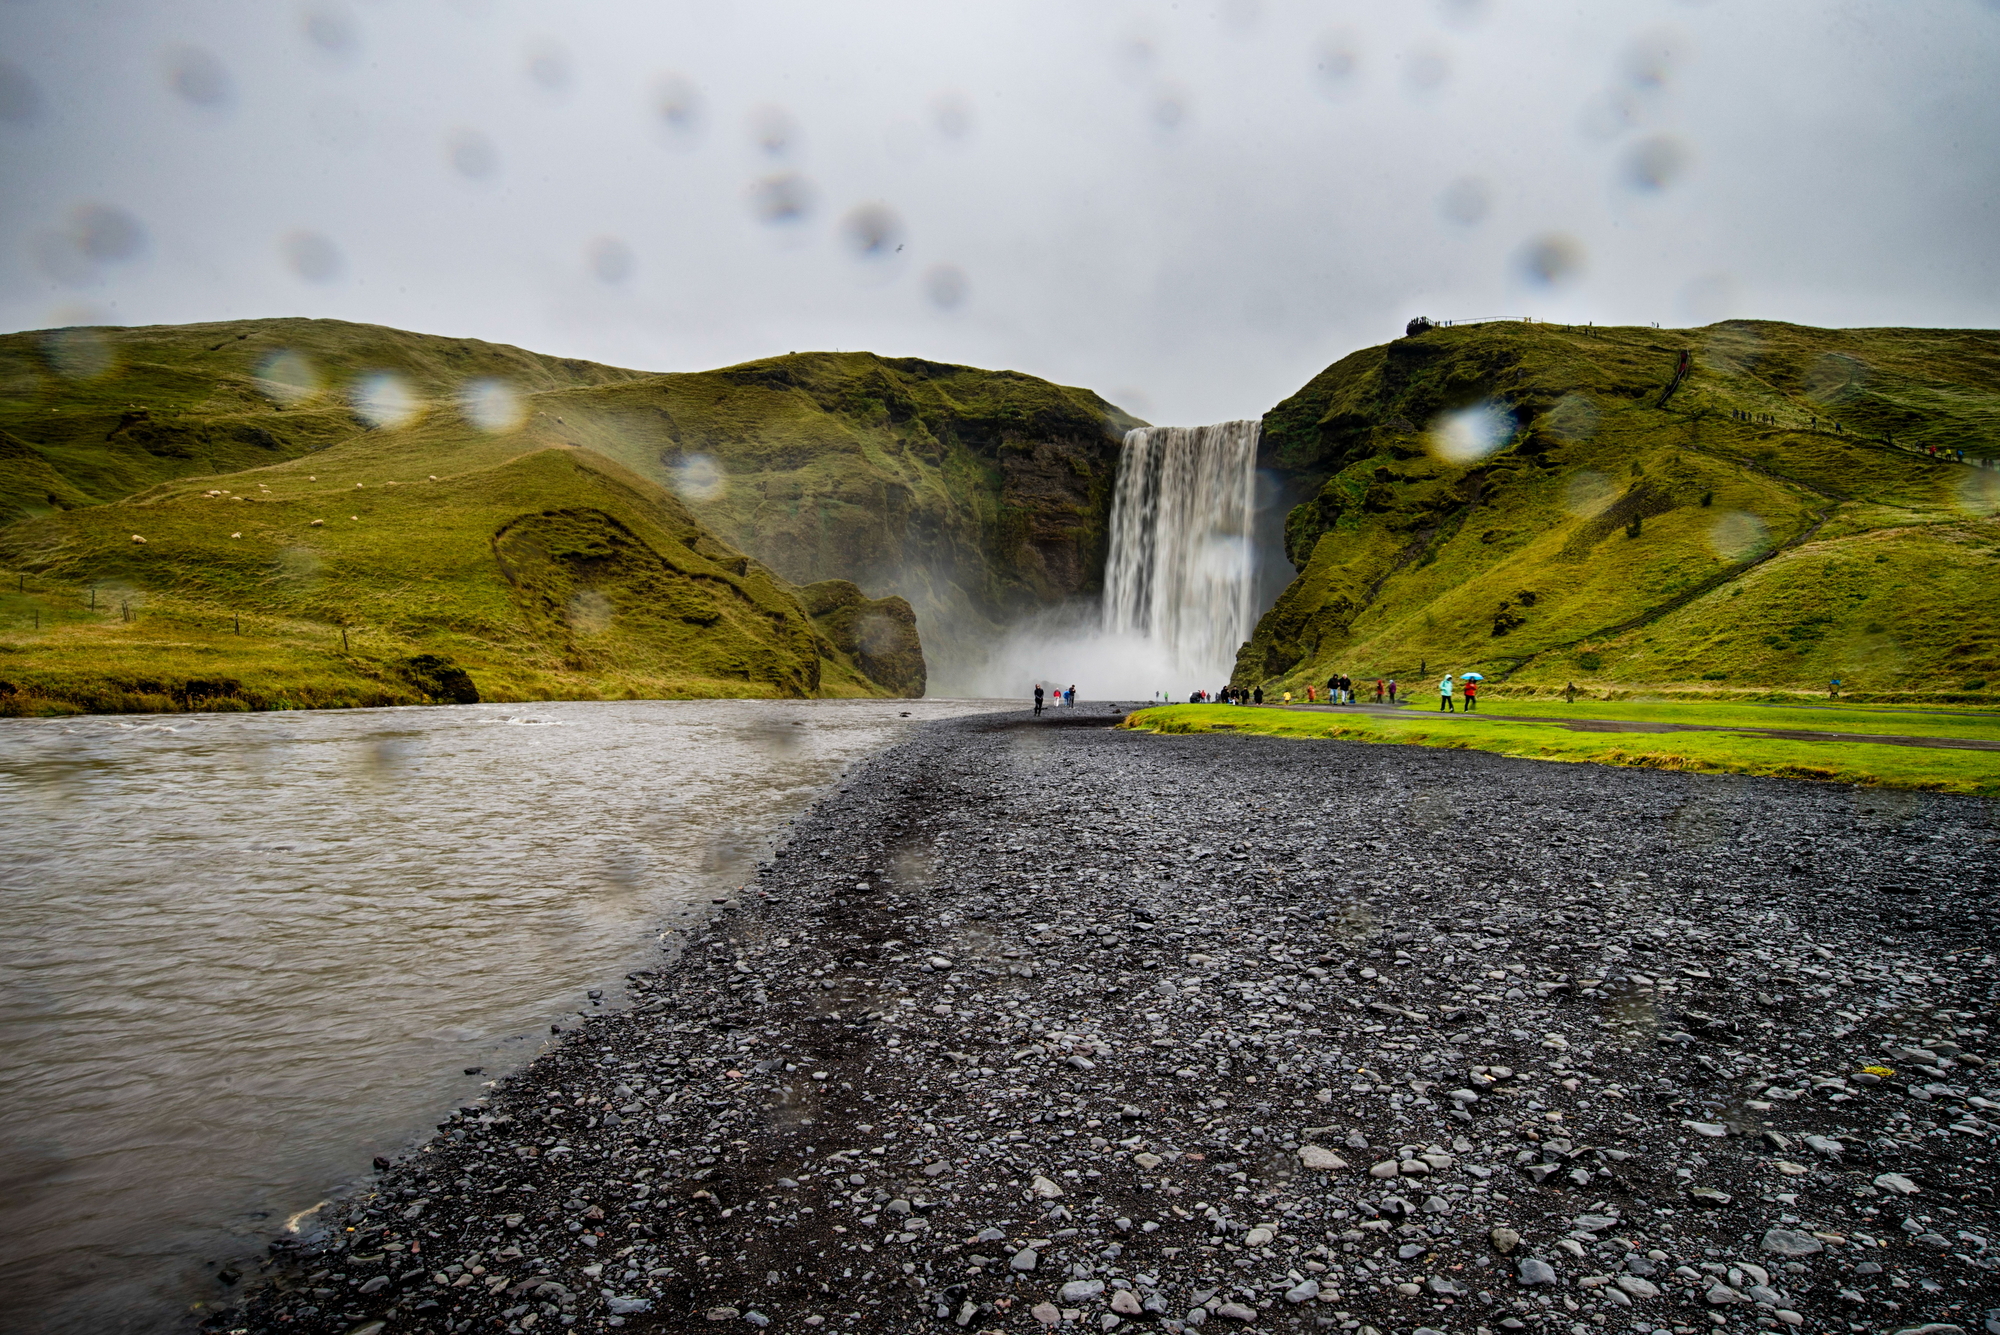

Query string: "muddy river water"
[0, 698, 1010, 1335]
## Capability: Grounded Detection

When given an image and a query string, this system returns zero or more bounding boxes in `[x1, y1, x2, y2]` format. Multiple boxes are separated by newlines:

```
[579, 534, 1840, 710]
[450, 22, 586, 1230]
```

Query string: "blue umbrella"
[1460, 672, 1485, 681]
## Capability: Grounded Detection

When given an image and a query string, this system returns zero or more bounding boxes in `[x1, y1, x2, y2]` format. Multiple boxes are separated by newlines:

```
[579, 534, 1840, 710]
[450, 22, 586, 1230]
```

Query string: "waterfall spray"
[1102, 421, 1260, 687]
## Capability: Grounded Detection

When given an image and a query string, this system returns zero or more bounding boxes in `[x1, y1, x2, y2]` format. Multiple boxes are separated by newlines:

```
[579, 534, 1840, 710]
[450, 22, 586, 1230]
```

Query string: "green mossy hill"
[533, 350, 1143, 683]
[1239, 319, 2000, 700]
[0, 438, 909, 716]
[0, 320, 1143, 689]
[0, 318, 641, 523]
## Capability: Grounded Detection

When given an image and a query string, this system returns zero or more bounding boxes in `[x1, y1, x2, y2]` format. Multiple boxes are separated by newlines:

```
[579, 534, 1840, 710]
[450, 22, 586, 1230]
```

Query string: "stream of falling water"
[1101, 421, 1261, 689]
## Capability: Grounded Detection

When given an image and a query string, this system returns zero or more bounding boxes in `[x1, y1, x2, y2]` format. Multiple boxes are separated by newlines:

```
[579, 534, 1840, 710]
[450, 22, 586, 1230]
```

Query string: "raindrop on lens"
[257, 350, 320, 406]
[588, 237, 635, 284]
[751, 173, 814, 225]
[1623, 134, 1687, 191]
[1518, 233, 1584, 286]
[1313, 31, 1360, 92]
[70, 205, 146, 262]
[352, 373, 420, 430]
[930, 91, 972, 140]
[458, 379, 523, 433]
[1623, 29, 1687, 91]
[670, 454, 725, 503]
[525, 40, 572, 95]
[1429, 402, 1514, 464]
[43, 328, 116, 380]
[167, 46, 234, 108]
[447, 128, 498, 180]
[841, 205, 903, 261]
[1707, 511, 1769, 562]
[1404, 46, 1450, 93]
[923, 265, 968, 310]
[0, 61, 44, 125]
[750, 105, 799, 156]
[1150, 84, 1189, 131]
[302, 5, 361, 58]
[1563, 470, 1616, 517]
[1439, 176, 1490, 226]
[282, 231, 344, 282]
[652, 73, 701, 136]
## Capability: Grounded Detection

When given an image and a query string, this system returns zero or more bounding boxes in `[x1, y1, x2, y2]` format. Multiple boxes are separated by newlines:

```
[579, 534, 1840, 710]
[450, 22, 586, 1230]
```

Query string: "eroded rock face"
[800, 580, 927, 698]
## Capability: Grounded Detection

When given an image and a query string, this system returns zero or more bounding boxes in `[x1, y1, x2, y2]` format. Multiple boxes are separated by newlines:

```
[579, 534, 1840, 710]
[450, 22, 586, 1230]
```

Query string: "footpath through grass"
[1121, 701, 2000, 794]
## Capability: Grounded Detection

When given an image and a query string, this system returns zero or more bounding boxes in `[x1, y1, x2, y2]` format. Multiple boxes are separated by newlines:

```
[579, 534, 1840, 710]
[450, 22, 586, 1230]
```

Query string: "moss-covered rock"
[1239, 319, 2000, 698]
[800, 579, 925, 698]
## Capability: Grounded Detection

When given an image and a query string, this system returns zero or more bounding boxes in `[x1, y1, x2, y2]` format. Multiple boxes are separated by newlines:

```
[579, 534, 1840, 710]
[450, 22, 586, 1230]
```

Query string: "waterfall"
[1102, 421, 1260, 686]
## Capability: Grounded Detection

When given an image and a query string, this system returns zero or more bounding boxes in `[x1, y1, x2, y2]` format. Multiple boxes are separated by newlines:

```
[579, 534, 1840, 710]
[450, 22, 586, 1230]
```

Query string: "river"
[0, 698, 1011, 1335]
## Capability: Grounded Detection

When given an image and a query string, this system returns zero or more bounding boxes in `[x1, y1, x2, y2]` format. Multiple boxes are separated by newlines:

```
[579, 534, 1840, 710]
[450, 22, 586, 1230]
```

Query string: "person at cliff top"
[1464, 678, 1478, 711]
[1438, 674, 1455, 711]
[1033, 684, 1044, 716]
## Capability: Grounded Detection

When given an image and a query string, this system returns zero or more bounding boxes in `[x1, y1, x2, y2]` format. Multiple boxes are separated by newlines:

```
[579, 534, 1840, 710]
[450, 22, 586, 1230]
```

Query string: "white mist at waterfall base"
[949, 421, 1261, 701]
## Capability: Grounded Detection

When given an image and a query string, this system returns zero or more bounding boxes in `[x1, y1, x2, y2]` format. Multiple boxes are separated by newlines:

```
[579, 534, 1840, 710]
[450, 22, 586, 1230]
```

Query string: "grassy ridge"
[1242, 320, 2000, 703]
[0, 324, 940, 711]
[1123, 703, 2000, 794]
[0, 319, 1143, 699]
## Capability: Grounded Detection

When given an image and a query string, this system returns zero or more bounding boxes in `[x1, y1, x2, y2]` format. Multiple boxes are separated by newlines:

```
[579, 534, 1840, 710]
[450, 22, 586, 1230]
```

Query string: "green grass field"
[1122, 700, 2000, 794]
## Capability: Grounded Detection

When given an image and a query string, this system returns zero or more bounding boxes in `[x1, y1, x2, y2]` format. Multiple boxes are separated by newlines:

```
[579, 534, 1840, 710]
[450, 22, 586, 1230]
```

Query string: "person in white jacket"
[1438, 674, 1455, 712]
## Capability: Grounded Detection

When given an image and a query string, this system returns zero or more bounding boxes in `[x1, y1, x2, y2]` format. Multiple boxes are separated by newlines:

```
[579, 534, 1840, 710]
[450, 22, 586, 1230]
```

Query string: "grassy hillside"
[0, 319, 1142, 696]
[0, 321, 947, 713]
[1239, 319, 2000, 702]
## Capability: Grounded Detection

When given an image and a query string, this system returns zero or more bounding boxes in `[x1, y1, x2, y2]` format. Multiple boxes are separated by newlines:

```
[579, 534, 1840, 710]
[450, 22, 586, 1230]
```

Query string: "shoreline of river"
[220, 708, 1998, 1335]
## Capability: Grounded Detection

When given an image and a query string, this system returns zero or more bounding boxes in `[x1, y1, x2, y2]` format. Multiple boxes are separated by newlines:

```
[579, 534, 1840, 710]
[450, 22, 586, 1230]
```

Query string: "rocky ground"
[222, 708, 2000, 1335]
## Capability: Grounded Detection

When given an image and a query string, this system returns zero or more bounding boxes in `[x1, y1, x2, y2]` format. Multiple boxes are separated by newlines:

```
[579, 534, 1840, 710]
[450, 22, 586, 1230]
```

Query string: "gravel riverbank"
[225, 709, 1999, 1335]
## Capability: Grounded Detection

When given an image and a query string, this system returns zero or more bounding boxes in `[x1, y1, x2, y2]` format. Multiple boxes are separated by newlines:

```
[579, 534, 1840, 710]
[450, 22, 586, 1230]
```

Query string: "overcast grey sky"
[2, 0, 1997, 424]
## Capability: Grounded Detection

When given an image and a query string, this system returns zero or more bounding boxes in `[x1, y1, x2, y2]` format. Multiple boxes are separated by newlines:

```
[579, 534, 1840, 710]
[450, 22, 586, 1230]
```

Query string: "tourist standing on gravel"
[1033, 685, 1044, 715]
[1438, 674, 1455, 711]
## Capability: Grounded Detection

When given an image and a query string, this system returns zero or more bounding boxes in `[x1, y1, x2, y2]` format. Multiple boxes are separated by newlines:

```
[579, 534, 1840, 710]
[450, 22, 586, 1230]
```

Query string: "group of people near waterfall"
[1030, 683, 1077, 716]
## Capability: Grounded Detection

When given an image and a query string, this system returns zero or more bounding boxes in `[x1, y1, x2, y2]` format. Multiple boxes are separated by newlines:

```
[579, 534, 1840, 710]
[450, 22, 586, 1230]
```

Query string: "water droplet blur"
[1404, 46, 1450, 94]
[302, 4, 361, 59]
[1313, 31, 1361, 93]
[1956, 468, 2000, 517]
[1563, 469, 1616, 517]
[750, 104, 799, 157]
[1221, 0, 1262, 31]
[1150, 83, 1189, 132]
[256, 350, 320, 406]
[1622, 134, 1688, 191]
[0, 60, 44, 125]
[930, 91, 972, 140]
[1436, 0, 1488, 28]
[1707, 510, 1770, 562]
[282, 231, 344, 283]
[70, 204, 146, 262]
[652, 73, 701, 137]
[1804, 352, 1870, 405]
[1428, 401, 1514, 463]
[750, 173, 814, 226]
[841, 205, 903, 262]
[276, 545, 323, 583]
[587, 236, 635, 284]
[42, 328, 116, 380]
[1541, 393, 1600, 443]
[923, 264, 968, 310]
[1518, 233, 1584, 286]
[525, 40, 573, 95]
[1623, 28, 1689, 91]
[352, 372, 420, 430]
[1438, 176, 1491, 226]
[669, 453, 726, 503]
[166, 46, 234, 109]
[600, 840, 649, 892]
[567, 589, 614, 636]
[458, 378, 524, 432]
[447, 128, 498, 180]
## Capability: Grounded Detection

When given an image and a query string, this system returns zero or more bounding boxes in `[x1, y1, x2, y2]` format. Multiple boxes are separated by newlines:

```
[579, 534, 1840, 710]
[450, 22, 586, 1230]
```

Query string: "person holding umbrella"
[1461, 671, 1484, 710]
